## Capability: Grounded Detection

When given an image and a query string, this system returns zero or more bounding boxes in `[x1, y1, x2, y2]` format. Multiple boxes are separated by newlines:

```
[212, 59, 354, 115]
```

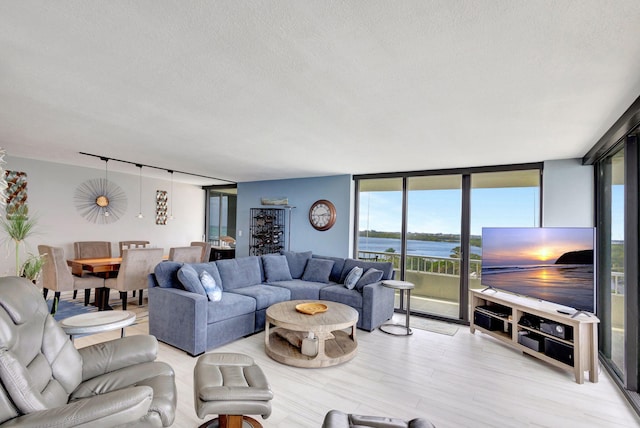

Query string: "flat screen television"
[481, 227, 595, 314]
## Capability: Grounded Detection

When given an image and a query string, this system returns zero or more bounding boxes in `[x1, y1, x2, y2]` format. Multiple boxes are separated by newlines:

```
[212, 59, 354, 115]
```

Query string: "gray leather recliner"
[0, 276, 177, 427]
[322, 410, 435, 428]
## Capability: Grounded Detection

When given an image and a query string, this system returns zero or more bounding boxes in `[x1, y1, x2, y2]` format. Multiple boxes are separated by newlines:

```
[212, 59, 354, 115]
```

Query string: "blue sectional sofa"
[147, 251, 394, 356]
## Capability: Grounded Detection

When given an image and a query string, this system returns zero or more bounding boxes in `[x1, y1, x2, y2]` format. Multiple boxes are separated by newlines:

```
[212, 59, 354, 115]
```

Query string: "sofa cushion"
[301, 258, 334, 283]
[267, 279, 330, 300]
[344, 266, 363, 290]
[206, 292, 256, 323]
[216, 257, 262, 290]
[200, 271, 222, 302]
[154, 262, 184, 289]
[177, 264, 207, 296]
[189, 262, 223, 289]
[281, 250, 312, 279]
[320, 285, 363, 309]
[262, 255, 293, 282]
[355, 268, 384, 292]
[228, 284, 291, 310]
[339, 258, 394, 283]
[312, 255, 345, 283]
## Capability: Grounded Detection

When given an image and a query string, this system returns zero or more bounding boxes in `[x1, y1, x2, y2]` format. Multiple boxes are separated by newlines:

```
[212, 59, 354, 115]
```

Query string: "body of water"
[358, 236, 481, 258]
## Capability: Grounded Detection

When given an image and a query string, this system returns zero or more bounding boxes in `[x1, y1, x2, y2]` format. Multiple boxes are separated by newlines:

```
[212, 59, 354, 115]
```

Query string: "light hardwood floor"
[72, 304, 640, 428]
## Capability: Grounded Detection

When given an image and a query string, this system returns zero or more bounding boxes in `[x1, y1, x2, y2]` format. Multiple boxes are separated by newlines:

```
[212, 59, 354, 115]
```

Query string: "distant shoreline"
[359, 230, 481, 247]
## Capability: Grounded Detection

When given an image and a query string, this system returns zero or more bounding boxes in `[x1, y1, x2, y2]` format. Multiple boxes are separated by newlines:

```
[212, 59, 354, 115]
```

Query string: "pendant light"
[136, 164, 144, 219]
[101, 157, 110, 217]
[168, 170, 175, 220]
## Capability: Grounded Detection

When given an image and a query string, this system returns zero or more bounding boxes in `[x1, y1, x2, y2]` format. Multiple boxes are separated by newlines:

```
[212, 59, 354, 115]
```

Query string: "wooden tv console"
[470, 289, 599, 384]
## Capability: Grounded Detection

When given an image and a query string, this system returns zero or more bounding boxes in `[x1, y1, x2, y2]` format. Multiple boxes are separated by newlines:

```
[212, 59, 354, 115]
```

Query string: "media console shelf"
[470, 289, 599, 384]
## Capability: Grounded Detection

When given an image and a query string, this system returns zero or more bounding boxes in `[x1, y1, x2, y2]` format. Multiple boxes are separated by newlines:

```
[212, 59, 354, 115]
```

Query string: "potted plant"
[20, 252, 45, 284]
[0, 205, 38, 276]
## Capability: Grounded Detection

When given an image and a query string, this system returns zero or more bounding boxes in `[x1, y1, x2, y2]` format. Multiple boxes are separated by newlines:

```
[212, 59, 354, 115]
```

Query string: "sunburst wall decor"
[74, 178, 127, 224]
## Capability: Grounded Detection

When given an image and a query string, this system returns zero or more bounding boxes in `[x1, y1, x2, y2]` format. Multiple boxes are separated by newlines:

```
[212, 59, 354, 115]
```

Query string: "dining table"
[67, 257, 123, 277]
[67, 257, 123, 310]
[67, 256, 168, 310]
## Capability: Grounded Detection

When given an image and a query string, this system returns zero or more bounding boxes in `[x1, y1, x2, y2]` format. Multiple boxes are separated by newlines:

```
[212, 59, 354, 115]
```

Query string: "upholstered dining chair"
[38, 245, 105, 314]
[73, 241, 112, 259]
[118, 240, 150, 256]
[168, 246, 203, 263]
[72, 241, 112, 301]
[0, 276, 176, 426]
[190, 241, 212, 262]
[105, 248, 163, 310]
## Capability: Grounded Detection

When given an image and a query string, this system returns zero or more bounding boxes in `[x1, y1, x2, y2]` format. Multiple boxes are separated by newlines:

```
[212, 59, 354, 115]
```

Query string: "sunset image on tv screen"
[481, 227, 595, 313]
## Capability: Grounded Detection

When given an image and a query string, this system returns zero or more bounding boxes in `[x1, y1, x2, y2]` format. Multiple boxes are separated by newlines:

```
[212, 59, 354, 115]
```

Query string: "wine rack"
[249, 208, 286, 256]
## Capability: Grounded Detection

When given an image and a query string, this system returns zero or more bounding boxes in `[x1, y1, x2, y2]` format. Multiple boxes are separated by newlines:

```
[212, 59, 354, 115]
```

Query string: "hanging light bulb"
[168, 170, 174, 220]
[136, 164, 144, 219]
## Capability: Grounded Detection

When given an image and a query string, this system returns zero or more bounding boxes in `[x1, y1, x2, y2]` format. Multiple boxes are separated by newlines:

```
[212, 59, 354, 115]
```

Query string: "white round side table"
[59, 310, 136, 341]
[379, 280, 414, 336]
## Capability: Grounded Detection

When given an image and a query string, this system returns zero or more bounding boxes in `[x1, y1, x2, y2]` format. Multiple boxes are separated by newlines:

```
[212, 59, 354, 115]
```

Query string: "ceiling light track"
[79, 152, 236, 184]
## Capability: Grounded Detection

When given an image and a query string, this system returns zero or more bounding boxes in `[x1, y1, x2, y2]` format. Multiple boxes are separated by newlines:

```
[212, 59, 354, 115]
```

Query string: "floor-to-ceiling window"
[355, 164, 542, 322]
[586, 95, 640, 415]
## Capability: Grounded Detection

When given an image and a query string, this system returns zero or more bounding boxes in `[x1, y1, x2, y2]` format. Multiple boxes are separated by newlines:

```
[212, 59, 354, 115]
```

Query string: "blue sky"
[359, 187, 540, 236]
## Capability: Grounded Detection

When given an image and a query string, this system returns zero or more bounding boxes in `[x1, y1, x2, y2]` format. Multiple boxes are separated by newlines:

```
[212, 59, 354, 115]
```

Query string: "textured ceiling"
[1, 1, 640, 185]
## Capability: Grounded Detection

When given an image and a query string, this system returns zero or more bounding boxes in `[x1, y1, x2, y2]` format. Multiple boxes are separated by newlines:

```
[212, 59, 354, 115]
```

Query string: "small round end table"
[59, 310, 136, 341]
[379, 280, 414, 336]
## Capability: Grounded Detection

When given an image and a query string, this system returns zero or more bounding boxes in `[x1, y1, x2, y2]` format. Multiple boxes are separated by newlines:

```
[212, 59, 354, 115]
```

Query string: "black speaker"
[474, 311, 505, 331]
[544, 338, 574, 366]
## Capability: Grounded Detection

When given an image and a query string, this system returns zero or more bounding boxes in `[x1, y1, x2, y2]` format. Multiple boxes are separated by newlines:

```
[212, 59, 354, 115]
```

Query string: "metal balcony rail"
[357, 250, 482, 277]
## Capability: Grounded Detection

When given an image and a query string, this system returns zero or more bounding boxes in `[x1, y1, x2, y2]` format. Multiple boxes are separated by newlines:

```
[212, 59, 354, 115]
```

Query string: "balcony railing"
[357, 250, 481, 277]
[359, 250, 627, 298]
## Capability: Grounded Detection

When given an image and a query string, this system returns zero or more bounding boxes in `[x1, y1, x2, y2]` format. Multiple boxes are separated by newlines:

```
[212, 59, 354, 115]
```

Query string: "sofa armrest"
[0, 386, 152, 427]
[78, 335, 158, 381]
[148, 285, 208, 356]
[361, 281, 395, 331]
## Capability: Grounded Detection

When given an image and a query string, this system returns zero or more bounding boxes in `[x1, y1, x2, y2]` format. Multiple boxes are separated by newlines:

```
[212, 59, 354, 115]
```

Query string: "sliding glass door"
[355, 164, 542, 321]
[406, 175, 462, 318]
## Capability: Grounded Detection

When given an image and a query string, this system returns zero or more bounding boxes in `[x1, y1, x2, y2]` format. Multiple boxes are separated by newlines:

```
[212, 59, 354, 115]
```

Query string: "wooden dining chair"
[118, 240, 150, 256]
[38, 245, 104, 314]
[104, 248, 163, 310]
[169, 246, 203, 263]
[190, 241, 212, 262]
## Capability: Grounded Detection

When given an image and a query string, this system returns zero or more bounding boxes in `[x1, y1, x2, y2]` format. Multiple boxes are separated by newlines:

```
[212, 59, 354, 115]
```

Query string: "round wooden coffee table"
[265, 300, 358, 368]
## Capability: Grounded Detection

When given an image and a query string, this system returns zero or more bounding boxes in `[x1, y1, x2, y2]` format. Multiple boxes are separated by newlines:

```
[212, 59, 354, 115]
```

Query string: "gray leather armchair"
[322, 410, 435, 428]
[0, 276, 177, 427]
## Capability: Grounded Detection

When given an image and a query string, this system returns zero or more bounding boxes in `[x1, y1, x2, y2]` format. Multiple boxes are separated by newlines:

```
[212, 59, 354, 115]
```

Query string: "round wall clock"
[309, 199, 336, 231]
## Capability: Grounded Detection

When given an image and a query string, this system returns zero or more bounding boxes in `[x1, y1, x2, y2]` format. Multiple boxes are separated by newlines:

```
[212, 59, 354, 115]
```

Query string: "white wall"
[1, 156, 205, 277]
[543, 158, 594, 227]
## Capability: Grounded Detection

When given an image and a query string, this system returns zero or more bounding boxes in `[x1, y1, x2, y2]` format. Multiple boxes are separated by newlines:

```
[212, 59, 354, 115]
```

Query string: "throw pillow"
[262, 255, 293, 282]
[280, 250, 312, 279]
[343, 266, 363, 290]
[301, 258, 334, 283]
[200, 271, 222, 302]
[355, 268, 384, 291]
[177, 264, 207, 297]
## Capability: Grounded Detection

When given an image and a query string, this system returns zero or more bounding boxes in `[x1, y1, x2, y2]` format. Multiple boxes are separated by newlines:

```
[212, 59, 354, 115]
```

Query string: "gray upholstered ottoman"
[194, 353, 273, 428]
